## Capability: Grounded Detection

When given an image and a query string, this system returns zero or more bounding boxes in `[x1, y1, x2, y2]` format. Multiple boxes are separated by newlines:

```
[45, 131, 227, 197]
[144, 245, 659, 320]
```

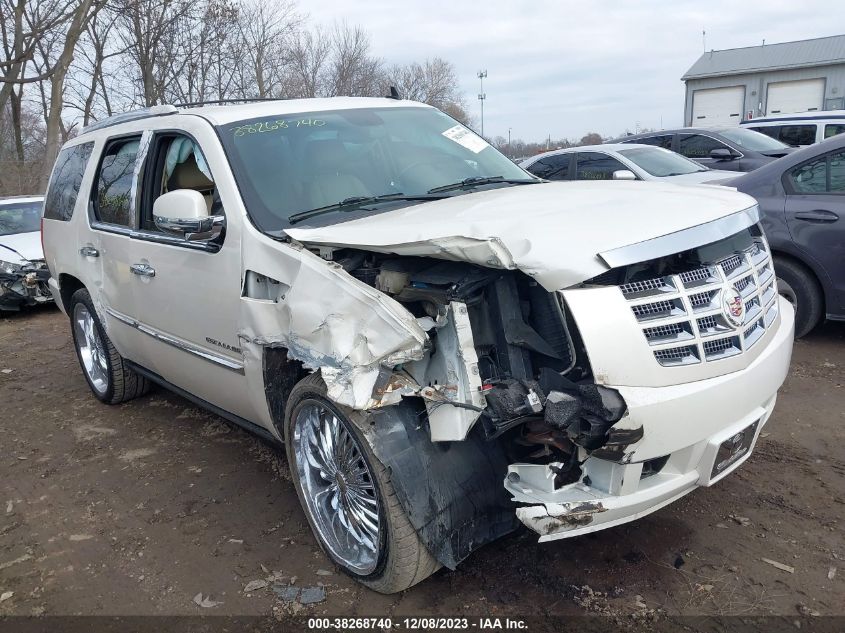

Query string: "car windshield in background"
[618, 147, 707, 176]
[218, 106, 536, 231]
[718, 128, 790, 152]
[0, 201, 42, 236]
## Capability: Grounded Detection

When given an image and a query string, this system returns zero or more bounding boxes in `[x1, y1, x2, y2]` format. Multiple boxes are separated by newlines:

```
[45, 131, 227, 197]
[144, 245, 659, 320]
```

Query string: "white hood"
[0, 230, 43, 265]
[286, 181, 759, 291]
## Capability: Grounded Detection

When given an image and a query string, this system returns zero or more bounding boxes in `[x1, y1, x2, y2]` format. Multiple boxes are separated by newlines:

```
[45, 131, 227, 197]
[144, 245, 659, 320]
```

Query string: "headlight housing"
[0, 260, 24, 275]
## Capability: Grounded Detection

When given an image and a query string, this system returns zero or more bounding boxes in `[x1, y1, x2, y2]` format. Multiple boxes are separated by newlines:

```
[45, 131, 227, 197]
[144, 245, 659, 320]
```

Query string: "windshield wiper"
[427, 175, 539, 194]
[288, 193, 445, 224]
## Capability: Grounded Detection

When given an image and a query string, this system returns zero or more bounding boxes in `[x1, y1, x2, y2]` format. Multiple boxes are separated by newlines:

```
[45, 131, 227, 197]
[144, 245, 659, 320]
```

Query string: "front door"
[117, 121, 255, 422]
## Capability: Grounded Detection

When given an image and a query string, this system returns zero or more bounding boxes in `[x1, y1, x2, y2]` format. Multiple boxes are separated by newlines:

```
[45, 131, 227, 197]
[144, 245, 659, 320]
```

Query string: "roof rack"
[81, 105, 179, 135]
[174, 97, 291, 108]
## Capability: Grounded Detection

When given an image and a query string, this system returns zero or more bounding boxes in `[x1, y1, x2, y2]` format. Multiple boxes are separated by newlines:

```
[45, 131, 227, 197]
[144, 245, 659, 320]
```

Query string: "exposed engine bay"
[0, 260, 53, 311]
[318, 247, 632, 484]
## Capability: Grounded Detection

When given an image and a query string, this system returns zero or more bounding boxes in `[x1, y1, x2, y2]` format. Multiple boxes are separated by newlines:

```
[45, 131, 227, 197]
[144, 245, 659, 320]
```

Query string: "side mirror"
[153, 189, 224, 242]
[612, 169, 637, 181]
[710, 148, 738, 160]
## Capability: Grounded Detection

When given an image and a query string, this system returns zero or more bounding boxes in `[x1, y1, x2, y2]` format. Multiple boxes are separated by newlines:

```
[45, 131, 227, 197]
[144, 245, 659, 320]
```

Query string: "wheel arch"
[770, 249, 826, 312]
[58, 273, 85, 315]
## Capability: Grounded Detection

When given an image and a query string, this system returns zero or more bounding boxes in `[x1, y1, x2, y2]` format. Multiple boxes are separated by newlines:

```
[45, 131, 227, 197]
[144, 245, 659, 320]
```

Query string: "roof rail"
[174, 97, 291, 108]
[81, 105, 179, 134]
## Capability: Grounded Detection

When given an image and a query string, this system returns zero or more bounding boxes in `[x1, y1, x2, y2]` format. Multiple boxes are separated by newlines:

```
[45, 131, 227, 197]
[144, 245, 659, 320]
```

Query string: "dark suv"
[615, 127, 794, 172]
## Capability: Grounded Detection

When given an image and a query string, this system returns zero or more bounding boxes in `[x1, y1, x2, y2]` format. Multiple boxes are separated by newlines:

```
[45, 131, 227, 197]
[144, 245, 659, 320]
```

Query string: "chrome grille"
[622, 238, 779, 367]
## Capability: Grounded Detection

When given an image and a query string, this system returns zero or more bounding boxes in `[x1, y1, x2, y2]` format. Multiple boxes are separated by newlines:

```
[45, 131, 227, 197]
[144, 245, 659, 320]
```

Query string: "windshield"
[618, 147, 707, 176]
[0, 200, 43, 236]
[718, 128, 790, 152]
[218, 106, 535, 231]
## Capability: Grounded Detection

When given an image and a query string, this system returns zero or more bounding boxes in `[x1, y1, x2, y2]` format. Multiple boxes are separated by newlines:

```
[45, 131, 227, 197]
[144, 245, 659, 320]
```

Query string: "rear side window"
[748, 126, 779, 140]
[777, 125, 815, 147]
[633, 135, 673, 149]
[825, 124, 845, 140]
[575, 152, 629, 180]
[788, 151, 845, 194]
[93, 136, 142, 227]
[527, 154, 570, 180]
[44, 142, 94, 221]
[678, 134, 725, 158]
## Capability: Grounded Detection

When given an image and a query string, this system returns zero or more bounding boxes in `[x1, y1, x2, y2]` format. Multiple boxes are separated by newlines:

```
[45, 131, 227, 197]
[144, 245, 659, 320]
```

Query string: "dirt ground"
[0, 306, 843, 620]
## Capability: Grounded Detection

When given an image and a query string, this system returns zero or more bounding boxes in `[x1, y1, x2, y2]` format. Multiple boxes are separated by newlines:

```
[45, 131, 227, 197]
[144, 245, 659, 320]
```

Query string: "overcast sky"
[307, 0, 843, 142]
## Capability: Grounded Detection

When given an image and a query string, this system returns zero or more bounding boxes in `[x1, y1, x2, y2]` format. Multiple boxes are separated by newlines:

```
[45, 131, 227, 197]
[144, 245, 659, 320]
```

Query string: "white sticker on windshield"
[442, 125, 488, 154]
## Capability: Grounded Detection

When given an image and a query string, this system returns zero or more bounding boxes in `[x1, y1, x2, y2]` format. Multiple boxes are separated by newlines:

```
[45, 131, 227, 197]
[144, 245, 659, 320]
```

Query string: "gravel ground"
[0, 306, 843, 620]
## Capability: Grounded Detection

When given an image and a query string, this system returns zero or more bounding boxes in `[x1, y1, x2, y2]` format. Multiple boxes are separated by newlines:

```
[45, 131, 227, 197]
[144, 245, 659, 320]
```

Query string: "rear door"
[86, 133, 149, 363]
[783, 148, 845, 315]
[123, 121, 255, 421]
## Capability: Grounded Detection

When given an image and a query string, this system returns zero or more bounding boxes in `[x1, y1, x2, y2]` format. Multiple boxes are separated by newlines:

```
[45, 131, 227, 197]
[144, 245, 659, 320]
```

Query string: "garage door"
[766, 79, 824, 115]
[691, 86, 745, 127]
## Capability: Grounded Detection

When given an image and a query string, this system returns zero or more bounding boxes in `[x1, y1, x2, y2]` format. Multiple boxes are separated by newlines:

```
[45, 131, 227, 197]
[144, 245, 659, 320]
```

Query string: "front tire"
[773, 257, 823, 338]
[284, 373, 439, 593]
[69, 288, 150, 404]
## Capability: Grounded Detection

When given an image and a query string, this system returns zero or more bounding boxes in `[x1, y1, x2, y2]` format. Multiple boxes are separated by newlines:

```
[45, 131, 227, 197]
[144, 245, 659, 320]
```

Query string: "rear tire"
[284, 373, 439, 594]
[69, 288, 151, 404]
[773, 257, 823, 338]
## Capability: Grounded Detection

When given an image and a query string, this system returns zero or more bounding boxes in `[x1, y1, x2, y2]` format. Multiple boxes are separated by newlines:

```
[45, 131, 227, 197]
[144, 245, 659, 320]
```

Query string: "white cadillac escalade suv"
[41, 98, 794, 593]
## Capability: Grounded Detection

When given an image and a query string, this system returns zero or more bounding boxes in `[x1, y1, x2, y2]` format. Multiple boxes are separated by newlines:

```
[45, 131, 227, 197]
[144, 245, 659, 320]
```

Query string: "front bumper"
[505, 297, 794, 541]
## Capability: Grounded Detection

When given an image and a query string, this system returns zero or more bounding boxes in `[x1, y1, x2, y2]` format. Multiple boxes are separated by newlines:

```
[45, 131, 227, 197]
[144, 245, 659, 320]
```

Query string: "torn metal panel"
[239, 238, 428, 410]
[285, 182, 761, 290]
[407, 301, 487, 442]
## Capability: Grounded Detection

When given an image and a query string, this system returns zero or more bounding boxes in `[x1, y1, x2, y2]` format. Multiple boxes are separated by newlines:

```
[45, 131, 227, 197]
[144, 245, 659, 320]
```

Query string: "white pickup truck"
[41, 97, 794, 593]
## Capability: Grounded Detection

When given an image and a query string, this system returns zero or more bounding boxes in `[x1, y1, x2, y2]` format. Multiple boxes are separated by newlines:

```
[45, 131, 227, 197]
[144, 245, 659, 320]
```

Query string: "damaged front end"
[282, 246, 649, 555]
[0, 260, 53, 311]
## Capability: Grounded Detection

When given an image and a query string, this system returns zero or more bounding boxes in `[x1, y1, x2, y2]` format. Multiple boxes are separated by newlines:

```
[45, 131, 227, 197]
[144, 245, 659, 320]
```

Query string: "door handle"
[129, 263, 156, 278]
[794, 209, 839, 223]
[79, 246, 99, 258]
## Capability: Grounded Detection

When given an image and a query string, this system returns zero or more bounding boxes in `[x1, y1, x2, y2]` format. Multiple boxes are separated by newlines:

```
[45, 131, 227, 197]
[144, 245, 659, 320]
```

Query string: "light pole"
[477, 70, 487, 138]
[508, 127, 511, 157]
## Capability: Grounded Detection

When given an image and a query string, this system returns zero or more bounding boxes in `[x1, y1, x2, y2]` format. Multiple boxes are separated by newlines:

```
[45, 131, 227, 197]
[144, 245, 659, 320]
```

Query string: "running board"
[126, 360, 279, 445]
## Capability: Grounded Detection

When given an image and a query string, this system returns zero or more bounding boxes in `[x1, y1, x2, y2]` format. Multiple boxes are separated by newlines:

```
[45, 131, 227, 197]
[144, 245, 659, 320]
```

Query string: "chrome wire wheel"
[293, 402, 381, 575]
[73, 303, 108, 395]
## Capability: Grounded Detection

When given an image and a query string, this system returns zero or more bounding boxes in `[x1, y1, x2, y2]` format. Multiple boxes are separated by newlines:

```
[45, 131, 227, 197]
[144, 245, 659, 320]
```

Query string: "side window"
[790, 158, 826, 193]
[635, 135, 673, 149]
[777, 125, 815, 147]
[527, 154, 570, 180]
[44, 142, 94, 221]
[824, 124, 845, 140]
[749, 126, 780, 140]
[94, 136, 142, 227]
[141, 134, 220, 232]
[678, 134, 725, 158]
[575, 152, 629, 180]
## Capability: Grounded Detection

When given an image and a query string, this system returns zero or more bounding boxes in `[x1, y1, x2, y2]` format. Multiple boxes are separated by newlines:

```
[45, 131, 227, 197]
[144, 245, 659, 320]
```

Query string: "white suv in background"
[42, 97, 794, 593]
[741, 110, 845, 146]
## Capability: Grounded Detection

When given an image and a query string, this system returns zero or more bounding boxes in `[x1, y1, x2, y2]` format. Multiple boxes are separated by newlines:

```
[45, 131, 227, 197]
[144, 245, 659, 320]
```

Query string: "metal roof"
[683, 34, 845, 80]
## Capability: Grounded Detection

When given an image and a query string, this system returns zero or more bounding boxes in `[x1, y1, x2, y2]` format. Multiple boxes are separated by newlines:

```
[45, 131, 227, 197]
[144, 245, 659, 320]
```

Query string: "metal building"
[682, 34, 845, 126]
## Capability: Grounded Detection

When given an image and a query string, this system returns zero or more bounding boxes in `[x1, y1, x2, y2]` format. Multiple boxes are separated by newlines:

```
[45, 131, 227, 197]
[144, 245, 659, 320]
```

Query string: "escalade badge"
[721, 286, 745, 328]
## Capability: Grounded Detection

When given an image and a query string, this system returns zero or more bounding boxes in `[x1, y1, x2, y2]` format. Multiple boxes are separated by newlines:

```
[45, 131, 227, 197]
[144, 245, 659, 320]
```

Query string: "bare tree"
[236, 0, 300, 98]
[385, 57, 469, 124]
[326, 23, 382, 97]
